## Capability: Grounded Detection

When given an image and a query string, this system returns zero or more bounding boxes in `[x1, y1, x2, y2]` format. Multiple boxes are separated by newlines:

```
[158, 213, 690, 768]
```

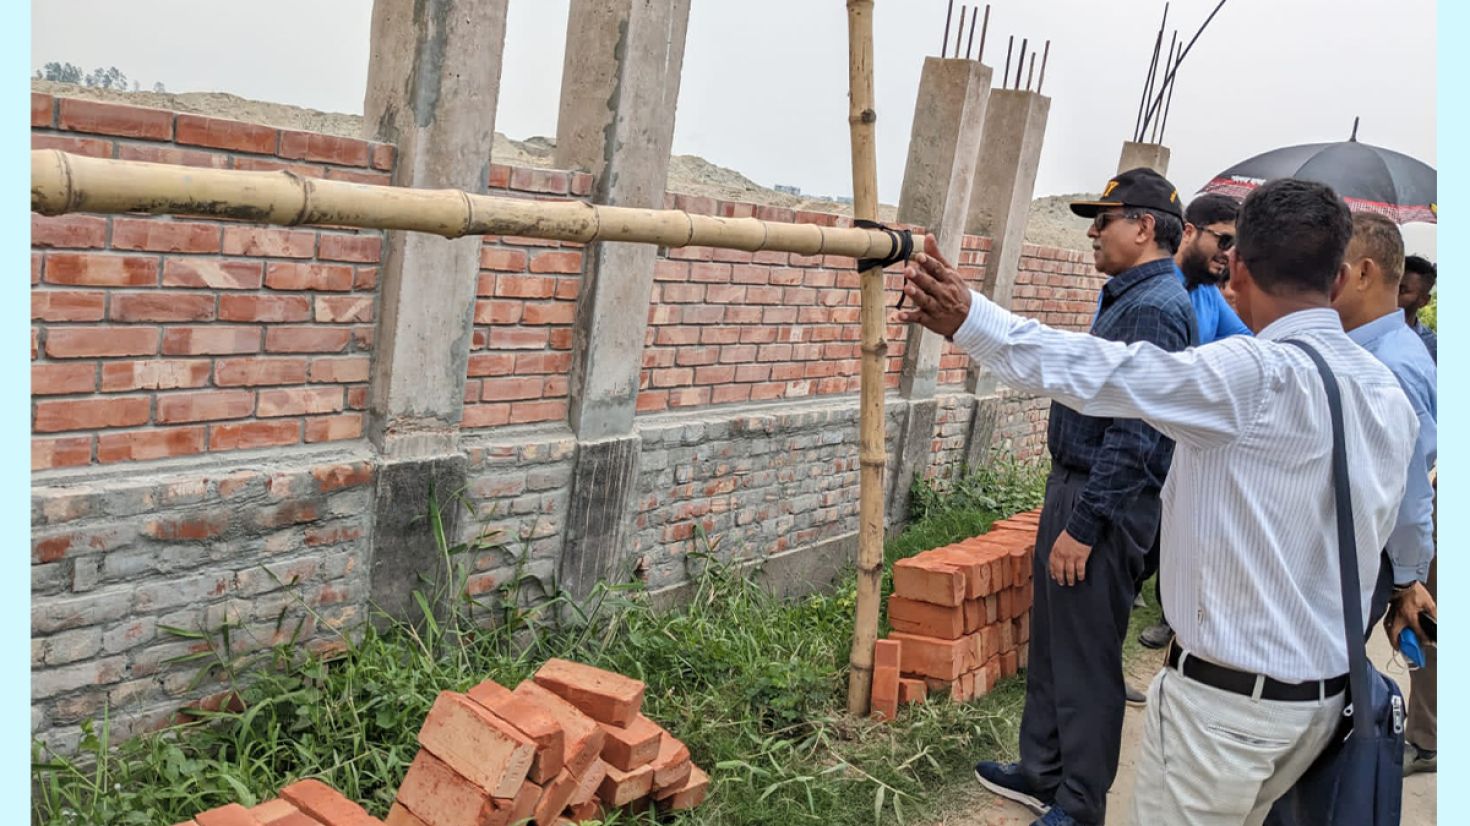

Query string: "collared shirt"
[954, 300, 1417, 681]
[1410, 318, 1437, 363]
[1050, 257, 1196, 545]
[1349, 310, 1437, 583]
[1174, 265, 1251, 343]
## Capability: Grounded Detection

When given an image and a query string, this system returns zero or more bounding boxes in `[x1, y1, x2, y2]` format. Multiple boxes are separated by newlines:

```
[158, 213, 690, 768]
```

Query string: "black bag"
[1267, 339, 1405, 826]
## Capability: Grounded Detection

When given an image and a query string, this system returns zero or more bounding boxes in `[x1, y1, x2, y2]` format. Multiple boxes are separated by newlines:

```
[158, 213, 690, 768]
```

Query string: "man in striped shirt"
[898, 178, 1417, 825]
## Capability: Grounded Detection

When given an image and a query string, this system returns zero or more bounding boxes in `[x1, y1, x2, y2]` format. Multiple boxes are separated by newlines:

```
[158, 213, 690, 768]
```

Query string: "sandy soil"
[32, 79, 1092, 252]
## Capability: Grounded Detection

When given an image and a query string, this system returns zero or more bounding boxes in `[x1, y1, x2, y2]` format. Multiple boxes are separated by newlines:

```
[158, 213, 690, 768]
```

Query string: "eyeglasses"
[1091, 211, 1139, 232]
[1200, 227, 1235, 251]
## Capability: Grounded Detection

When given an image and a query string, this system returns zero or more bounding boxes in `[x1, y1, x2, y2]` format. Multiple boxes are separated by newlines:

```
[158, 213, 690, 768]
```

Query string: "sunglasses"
[1091, 211, 1139, 232]
[1200, 227, 1235, 251]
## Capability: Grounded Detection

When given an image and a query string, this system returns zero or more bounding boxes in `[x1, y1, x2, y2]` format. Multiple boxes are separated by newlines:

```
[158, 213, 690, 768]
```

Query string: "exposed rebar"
[1037, 40, 1051, 94]
[1003, 35, 1014, 87]
[965, 5, 977, 59]
[942, 0, 954, 57]
[955, 5, 968, 59]
[1016, 37, 1028, 90]
[977, 5, 991, 63]
[1134, 2, 1169, 141]
[1026, 51, 1036, 91]
[1150, 33, 1177, 142]
[1140, 0, 1230, 138]
[1159, 46, 1182, 142]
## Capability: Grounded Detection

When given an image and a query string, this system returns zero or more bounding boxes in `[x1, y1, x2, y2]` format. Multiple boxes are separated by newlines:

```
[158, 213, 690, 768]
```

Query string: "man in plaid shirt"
[973, 168, 1197, 826]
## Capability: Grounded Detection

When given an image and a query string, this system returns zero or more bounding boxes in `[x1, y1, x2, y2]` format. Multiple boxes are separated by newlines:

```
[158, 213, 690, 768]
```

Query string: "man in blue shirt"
[1400, 254, 1437, 362]
[1135, 194, 1251, 654]
[1332, 213, 1437, 772]
[973, 168, 1196, 826]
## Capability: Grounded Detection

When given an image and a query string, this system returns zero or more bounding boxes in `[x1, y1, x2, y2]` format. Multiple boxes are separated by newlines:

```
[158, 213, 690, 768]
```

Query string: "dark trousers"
[1019, 467, 1157, 825]
[1134, 528, 1167, 625]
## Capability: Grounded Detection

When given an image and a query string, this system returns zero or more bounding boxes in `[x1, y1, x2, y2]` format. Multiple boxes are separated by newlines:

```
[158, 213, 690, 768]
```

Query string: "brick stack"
[170, 659, 706, 826]
[388, 658, 706, 825]
[871, 507, 1041, 719]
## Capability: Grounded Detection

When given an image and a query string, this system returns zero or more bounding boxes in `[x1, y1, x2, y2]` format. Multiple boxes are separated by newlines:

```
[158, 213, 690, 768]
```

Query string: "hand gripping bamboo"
[30, 149, 921, 261]
[844, 0, 887, 718]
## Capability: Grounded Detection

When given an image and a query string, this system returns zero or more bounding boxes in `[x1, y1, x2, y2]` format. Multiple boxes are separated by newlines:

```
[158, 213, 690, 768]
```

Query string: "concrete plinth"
[370, 454, 468, 626]
[962, 395, 1003, 471]
[363, 0, 509, 459]
[1118, 141, 1170, 176]
[559, 435, 642, 600]
[887, 398, 940, 525]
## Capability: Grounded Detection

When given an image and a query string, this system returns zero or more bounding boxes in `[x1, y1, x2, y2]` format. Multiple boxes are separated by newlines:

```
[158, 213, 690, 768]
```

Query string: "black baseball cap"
[1069, 167, 1183, 219]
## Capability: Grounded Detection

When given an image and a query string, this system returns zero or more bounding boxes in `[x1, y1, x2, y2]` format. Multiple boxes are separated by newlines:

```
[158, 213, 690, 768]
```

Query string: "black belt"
[1166, 643, 1348, 702]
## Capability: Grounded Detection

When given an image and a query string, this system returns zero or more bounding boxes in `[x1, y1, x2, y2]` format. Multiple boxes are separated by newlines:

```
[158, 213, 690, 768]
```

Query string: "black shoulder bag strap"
[1284, 339, 1372, 740]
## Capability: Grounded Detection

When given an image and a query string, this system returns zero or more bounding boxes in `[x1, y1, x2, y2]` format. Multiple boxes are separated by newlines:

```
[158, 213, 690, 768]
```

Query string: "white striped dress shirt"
[953, 297, 1418, 682]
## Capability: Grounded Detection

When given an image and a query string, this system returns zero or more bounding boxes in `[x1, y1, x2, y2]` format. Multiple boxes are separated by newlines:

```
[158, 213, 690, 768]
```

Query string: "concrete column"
[554, 0, 690, 599]
[888, 58, 991, 522]
[963, 89, 1049, 455]
[361, 0, 509, 620]
[1118, 141, 1170, 175]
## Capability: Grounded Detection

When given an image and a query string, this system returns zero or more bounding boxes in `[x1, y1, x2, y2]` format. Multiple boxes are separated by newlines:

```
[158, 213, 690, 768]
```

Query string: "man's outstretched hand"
[896, 234, 973, 339]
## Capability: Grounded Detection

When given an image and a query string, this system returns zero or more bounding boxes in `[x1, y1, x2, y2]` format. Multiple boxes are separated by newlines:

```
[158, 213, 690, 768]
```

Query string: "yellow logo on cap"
[1170, 190, 1179, 203]
[1102, 180, 1120, 198]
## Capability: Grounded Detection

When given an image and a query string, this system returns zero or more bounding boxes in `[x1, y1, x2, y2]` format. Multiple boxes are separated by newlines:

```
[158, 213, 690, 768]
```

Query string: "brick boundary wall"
[30, 96, 1105, 755]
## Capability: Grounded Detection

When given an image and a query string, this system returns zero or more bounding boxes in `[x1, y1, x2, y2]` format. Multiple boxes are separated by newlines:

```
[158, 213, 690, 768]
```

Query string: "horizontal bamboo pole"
[31, 150, 921, 259]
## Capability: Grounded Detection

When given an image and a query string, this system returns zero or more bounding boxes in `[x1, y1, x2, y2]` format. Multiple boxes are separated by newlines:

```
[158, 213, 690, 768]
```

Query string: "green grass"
[32, 460, 1047, 826]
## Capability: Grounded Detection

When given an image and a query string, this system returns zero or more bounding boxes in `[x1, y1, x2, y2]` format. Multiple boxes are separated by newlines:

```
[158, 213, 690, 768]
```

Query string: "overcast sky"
[32, 0, 1436, 252]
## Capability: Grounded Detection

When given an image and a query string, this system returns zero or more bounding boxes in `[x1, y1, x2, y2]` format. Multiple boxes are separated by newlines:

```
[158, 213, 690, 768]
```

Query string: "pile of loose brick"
[172, 659, 707, 825]
[871, 507, 1041, 719]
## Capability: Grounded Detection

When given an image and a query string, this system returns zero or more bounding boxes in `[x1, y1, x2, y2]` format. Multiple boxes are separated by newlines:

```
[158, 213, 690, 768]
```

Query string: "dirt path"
[938, 629, 1436, 825]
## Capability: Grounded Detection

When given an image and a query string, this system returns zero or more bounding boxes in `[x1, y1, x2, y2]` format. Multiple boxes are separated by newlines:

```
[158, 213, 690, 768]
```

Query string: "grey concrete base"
[963, 394, 1003, 471]
[369, 453, 468, 627]
[1118, 141, 1171, 176]
[646, 529, 859, 612]
[886, 397, 939, 526]
[559, 434, 642, 600]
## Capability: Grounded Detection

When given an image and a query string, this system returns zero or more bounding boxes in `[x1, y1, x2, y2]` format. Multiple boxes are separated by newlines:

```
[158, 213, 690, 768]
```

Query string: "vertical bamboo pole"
[844, 0, 887, 717]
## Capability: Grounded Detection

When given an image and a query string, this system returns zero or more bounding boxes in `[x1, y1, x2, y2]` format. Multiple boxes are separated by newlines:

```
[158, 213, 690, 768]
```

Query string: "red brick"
[964, 599, 983, 634]
[34, 396, 149, 433]
[117, 143, 231, 169]
[156, 390, 255, 424]
[222, 226, 316, 258]
[479, 247, 528, 272]
[528, 251, 583, 274]
[384, 803, 429, 826]
[31, 214, 107, 249]
[32, 436, 92, 470]
[32, 290, 105, 322]
[533, 769, 580, 826]
[509, 166, 571, 194]
[898, 677, 928, 705]
[305, 356, 369, 384]
[598, 762, 655, 808]
[318, 233, 382, 263]
[887, 595, 965, 639]
[32, 92, 53, 126]
[309, 462, 373, 493]
[1002, 649, 1019, 677]
[648, 726, 692, 793]
[494, 274, 557, 299]
[232, 156, 326, 178]
[598, 714, 662, 771]
[265, 326, 351, 353]
[248, 798, 318, 826]
[303, 413, 364, 443]
[521, 302, 576, 325]
[417, 691, 536, 798]
[257, 387, 343, 417]
[487, 328, 548, 350]
[174, 113, 278, 154]
[213, 357, 308, 387]
[57, 98, 172, 140]
[96, 427, 207, 464]
[193, 803, 257, 826]
[278, 130, 371, 166]
[887, 632, 968, 681]
[654, 764, 709, 811]
[314, 295, 374, 323]
[162, 259, 264, 290]
[277, 779, 379, 826]
[892, 556, 966, 606]
[482, 376, 542, 402]
[111, 218, 221, 253]
[209, 420, 300, 451]
[33, 363, 96, 395]
[100, 359, 211, 392]
[218, 294, 311, 323]
[534, 659, 644, 727]
[370, 143, 395, 171]
[110, 291, 216, 322]
[265, 262, 353, 292]
[162, 326, 260, 356]
[568, 759, 610, 809]
[45, 252, 157, 287]
[513, 680, 607, 778]
[467, 678, 567, 783]
[872, 638, 902, 721]
[45, 327, 159, 359]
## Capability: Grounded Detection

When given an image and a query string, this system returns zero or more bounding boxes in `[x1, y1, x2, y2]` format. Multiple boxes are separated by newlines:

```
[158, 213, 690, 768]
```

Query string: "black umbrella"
[1199, 118, 1436, 224]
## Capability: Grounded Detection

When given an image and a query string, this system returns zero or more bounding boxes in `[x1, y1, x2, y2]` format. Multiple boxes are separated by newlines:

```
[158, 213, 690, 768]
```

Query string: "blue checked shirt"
[1049, 257, 1197, 545]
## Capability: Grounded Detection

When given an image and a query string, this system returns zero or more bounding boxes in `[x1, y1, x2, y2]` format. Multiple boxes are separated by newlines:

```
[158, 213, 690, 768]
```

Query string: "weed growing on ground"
[33, 462, 1046, 826]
